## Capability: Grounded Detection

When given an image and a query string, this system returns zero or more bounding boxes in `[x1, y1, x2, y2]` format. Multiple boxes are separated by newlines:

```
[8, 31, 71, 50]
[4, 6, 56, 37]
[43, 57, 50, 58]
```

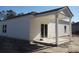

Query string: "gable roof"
[36, 6, 73, 17]
[66, 6, 73, 16]
[36, 7, 64, 15]
[6, 12, 32, 20]
[6, 6, 73, 20]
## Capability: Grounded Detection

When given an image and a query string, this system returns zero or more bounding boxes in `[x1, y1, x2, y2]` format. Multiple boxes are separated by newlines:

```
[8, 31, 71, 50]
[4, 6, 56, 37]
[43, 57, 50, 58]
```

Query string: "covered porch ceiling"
[58, 13, 69, 20]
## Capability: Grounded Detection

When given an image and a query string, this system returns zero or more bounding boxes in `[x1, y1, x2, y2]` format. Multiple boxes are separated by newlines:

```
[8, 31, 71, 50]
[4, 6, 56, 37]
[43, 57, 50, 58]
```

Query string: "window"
[64, 26, 67, 33]
[2, 25, 7, 33]
[41, 24, 48, 38]
[41, 24, 44, 37]
[45, 24, 48, 37]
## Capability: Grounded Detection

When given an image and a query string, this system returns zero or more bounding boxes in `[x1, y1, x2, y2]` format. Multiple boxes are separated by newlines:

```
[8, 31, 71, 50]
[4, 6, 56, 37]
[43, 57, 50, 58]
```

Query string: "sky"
[0, 6, 78, 22]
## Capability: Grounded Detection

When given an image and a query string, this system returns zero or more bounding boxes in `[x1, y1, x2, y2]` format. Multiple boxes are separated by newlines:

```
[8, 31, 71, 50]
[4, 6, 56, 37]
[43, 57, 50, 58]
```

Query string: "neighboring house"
[0, 6, 73, 45]
[72, 22, 79, 34]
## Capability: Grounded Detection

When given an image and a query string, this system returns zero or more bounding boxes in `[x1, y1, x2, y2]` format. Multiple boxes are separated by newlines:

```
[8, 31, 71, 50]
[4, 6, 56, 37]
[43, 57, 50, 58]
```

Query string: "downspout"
[55, 13, 58, 46]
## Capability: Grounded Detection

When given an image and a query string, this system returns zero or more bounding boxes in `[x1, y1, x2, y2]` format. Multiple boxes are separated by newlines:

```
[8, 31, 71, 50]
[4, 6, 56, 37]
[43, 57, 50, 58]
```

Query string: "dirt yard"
[33, 35, 79, 53]
[0, 35, 79, 53]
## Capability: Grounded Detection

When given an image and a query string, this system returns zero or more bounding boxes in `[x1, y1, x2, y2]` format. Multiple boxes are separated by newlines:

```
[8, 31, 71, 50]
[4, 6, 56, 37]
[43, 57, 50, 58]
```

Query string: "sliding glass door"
[41, 24, 48, 38]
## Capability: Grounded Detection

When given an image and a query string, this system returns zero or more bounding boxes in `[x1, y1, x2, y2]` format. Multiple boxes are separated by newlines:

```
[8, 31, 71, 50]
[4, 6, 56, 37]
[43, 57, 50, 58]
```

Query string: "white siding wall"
[30, 14, 70, 44]
[0, 15, 31, 40]
[58, 24, 70, 36]
[0, 12, 70, 44]
[30, 14, 56, 44]
[58, 19, 70, 44]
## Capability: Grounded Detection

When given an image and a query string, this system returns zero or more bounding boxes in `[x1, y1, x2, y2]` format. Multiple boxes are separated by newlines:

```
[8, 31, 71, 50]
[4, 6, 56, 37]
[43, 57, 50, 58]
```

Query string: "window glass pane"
[2, 25, 7, 33]
[2, 25, 4, 32]
[41, 24, 44, 37]
[45, 24, 48, 37]
[64, 26, 66, 33]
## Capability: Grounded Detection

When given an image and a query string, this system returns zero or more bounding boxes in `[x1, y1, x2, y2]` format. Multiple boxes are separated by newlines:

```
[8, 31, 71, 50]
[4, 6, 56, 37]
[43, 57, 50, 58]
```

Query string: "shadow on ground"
[0, 36, 45, 53]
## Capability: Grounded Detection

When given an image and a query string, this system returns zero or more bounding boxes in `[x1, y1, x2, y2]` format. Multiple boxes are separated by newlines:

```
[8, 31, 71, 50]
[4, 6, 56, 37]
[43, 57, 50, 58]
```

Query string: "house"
[0, 6, 73, 46]
[72, 22, 79, 34]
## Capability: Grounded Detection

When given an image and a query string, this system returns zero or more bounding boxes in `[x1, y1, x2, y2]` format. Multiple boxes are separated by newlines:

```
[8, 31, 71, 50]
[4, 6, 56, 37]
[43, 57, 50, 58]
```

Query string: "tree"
[6, 10, 16, 19]
[72, 21, 75, 24]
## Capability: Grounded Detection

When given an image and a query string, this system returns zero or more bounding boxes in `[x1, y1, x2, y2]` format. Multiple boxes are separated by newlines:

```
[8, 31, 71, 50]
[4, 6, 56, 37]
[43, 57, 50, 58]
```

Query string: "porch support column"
[55, 13, 58, 46]
[69, 17, 72, 42]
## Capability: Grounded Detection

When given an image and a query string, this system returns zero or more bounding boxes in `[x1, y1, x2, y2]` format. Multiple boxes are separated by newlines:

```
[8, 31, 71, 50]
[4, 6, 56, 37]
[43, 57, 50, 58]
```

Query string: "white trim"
[69, 17, 72, 42]
[55, 13, 58, 46]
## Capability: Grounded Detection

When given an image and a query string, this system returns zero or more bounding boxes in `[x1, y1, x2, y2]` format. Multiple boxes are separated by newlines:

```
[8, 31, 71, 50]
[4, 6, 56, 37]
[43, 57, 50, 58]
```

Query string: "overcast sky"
[0, 6, 78, 22]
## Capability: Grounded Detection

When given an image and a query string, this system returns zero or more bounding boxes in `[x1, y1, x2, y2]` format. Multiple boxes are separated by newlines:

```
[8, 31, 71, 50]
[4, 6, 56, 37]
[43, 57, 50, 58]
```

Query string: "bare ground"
[0, 35, 79, 53]
[33, 35, 79, 53]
